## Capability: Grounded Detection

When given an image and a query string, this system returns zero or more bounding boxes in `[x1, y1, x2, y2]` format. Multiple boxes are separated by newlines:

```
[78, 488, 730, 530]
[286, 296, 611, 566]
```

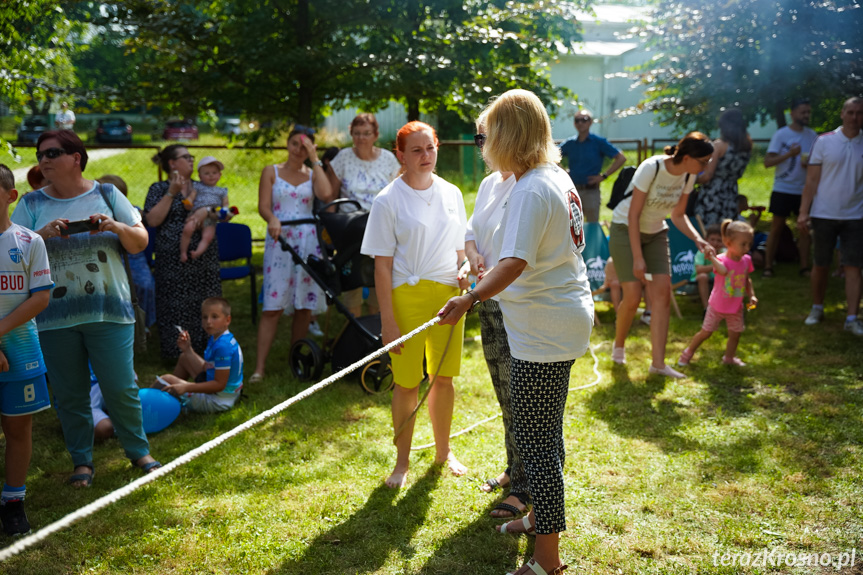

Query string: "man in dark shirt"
[559, 110, 626, 222]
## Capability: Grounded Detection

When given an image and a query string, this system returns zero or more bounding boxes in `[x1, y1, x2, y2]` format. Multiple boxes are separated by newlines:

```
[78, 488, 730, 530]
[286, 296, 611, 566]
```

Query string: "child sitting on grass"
[691, 224, 724, 310]
[0, 165, 53, 536]
[679, 220, 757, 367]
[153, 297, 244, 413]
[180, 157, 235, 262]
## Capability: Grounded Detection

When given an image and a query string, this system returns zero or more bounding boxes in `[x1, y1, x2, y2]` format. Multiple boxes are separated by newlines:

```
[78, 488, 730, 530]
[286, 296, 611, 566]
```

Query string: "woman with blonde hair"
[361, 121, 469, 489]
[440, 89, 594, 575]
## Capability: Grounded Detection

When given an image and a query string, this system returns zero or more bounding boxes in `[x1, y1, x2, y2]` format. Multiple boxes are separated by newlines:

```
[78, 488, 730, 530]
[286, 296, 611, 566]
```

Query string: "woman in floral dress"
[694, 109, 752, 226]
[250, 127, 335, 382]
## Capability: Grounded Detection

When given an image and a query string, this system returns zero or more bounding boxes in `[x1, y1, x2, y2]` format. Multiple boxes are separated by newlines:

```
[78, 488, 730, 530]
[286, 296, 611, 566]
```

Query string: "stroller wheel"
[289, 338, 324, 381]
[360, 360, 395, 394]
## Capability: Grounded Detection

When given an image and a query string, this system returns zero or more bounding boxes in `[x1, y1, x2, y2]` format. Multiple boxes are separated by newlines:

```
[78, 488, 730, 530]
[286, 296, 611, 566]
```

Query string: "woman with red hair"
[361, 121, 470, 488]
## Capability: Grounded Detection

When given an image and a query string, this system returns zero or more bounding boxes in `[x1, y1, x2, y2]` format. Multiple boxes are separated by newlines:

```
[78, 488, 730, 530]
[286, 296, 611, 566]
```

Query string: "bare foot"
[385, 467, 409, 489]
[435, 452, 467, 476]
[480, 470, 510, 493]
[190, 248, 204, 260]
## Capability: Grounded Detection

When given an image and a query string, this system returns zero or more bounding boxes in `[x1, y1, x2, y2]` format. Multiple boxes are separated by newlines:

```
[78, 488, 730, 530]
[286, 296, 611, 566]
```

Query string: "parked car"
[95, 118, 133, 144]
[16, 116, 50, 145]
[218, 118, 242, 136]
[162, 120, 199, 141]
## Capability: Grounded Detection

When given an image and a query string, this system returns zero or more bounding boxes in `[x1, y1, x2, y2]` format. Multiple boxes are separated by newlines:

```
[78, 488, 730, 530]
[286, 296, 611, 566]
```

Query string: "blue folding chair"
[216, 222, 257, 324]
[583, 222, 610, 293]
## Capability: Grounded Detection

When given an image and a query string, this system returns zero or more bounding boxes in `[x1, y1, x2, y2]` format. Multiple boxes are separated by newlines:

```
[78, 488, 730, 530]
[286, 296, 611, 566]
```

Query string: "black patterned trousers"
[478, 300, 530, 501]
[509, 356, 574, 534]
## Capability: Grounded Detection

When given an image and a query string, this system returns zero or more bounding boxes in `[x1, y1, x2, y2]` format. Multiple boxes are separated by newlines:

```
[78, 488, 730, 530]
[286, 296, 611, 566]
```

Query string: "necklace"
[409, 185, 433, 206]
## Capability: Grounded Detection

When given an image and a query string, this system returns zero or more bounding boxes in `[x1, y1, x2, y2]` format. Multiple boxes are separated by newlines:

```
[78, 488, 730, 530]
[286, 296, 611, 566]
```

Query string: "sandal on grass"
[133, 459, 162, 474]
[496, 514, 535, 536]
[68, 464, 94, 488]
[481, 477, 502, 493]
[490, 491, 529, 518]
[507, 558, 568, 575]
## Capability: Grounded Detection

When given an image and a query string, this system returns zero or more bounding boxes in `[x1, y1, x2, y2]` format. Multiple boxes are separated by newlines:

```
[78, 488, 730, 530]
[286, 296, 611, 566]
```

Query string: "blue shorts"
[0, 374, 51, 416]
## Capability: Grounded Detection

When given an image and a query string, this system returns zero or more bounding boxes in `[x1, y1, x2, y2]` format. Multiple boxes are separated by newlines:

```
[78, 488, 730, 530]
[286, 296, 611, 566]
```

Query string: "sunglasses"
[294, 124, 316, 137]
[574, 117, 591, 124]
[36, 148, 68, 162]
[474, 134, 486, 149]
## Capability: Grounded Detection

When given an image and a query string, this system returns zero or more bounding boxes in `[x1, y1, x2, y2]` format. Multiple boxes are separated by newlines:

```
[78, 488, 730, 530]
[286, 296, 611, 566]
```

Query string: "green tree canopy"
[75, 0, 586, 131]
[633, 0, 863, 131]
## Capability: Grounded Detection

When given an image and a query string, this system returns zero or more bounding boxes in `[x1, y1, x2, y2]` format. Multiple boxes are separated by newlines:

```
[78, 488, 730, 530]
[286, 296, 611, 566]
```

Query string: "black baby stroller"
[277, 199, 394, 393]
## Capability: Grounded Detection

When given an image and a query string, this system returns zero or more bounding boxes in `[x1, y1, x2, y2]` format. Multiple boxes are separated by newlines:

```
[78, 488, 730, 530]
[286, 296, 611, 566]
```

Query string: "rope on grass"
[410, 339, 610, 451]
[0, 316, 442, 563]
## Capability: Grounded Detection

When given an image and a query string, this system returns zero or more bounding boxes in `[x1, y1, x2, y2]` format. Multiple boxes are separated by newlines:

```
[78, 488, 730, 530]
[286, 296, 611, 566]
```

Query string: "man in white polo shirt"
[798, 97, 863, 335]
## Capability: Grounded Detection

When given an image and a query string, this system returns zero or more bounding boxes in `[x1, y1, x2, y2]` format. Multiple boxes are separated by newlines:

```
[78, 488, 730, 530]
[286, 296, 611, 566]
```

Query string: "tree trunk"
[407, 97, 420, 122]
[773, 100, 787, 129]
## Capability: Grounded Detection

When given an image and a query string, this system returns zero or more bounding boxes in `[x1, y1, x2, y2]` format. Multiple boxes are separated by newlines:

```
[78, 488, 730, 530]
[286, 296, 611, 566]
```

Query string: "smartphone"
[61, 219, 100, 236]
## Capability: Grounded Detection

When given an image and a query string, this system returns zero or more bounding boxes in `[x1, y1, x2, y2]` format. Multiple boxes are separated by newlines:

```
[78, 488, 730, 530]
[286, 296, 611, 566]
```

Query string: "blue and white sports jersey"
[0, 223, 53, 381]
[204, 331, 244, 398]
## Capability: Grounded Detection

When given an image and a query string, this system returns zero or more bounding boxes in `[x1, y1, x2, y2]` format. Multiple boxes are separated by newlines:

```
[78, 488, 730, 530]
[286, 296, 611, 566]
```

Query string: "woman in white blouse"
[328, 113, 400, 317]
[361, 121, 470, 489]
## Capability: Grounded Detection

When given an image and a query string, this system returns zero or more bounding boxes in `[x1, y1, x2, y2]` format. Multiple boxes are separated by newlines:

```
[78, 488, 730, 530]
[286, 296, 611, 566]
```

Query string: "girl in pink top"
[679, 220, 758, 367]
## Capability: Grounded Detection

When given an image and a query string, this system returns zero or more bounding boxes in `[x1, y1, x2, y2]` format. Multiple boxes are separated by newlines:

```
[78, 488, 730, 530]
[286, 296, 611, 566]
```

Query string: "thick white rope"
[411, 339, 610, 450]
[0, 316, 441, 562]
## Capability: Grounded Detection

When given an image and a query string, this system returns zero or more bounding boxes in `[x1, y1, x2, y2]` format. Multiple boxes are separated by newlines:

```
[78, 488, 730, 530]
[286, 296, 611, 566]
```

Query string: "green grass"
[1, 149, 862, 575]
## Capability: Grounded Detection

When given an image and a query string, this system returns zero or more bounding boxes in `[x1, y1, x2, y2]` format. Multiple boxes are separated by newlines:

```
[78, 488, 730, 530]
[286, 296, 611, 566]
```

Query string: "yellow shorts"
[390, 280, 464, 388]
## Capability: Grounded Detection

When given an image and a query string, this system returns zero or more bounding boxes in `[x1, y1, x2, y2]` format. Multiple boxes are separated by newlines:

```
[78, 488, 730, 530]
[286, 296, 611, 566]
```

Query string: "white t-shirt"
[809, 127, 863, 220]
[330, 148, 401, 211]
[55, 110, 76, 129]
[0, 223, 53, 381]
[495, 163, 594, 363]
[767, 125, 818, 195]
[361, 175, 466, 289]
[466, 171, 517, 269]
[612, 155, 694, 234]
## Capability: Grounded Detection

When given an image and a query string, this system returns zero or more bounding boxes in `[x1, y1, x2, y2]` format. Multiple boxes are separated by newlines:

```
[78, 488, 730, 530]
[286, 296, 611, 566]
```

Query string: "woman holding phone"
[12, 130, 160, 486]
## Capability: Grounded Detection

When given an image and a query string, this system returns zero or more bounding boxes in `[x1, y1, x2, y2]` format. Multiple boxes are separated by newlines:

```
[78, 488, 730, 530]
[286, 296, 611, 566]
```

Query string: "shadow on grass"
[416, 498, 529, 575]
[267, 468, 440, 575]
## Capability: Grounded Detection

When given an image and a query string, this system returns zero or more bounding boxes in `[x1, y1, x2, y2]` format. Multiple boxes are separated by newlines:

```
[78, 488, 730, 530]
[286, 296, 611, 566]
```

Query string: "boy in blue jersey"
[154, 296, 243, 413]
[0, 165, 53, 536]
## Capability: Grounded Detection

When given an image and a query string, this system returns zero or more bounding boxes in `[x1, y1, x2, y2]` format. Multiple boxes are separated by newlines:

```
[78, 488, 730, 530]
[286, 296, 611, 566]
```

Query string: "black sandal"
[482, 478, 502, 492]
[490, 492, 530, 518]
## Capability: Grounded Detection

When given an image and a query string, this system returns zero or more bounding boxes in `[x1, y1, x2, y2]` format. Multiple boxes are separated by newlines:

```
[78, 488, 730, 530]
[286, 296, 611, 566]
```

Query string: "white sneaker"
[640, 311, 651, 326]
[649, 364, 685, 378]
[845, 319, 863, 336]
[804, 308, 824, 326]
[611, 344, 626, 364]
[308, 320, 324, 338]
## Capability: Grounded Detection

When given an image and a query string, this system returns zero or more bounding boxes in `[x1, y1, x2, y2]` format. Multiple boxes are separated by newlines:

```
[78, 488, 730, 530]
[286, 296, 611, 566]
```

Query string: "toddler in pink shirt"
[679, 220, 758, 367]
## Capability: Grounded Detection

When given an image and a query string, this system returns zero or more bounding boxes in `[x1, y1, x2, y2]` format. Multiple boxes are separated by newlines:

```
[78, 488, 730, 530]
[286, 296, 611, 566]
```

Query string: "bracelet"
[313, 160, 323, 168]
[466, 290, 480, 304]
[460, 258, 469, 268]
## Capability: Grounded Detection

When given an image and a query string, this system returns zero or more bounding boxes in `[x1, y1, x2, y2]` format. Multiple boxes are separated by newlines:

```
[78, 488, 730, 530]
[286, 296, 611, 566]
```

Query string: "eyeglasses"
[352, 131, 375, 139]
[574, 117, 591, 124]
[174, 154, 195, 162]
[36, 148, 67, 162]
[694, 157, 711, 167]
[474, 134, 487, 149]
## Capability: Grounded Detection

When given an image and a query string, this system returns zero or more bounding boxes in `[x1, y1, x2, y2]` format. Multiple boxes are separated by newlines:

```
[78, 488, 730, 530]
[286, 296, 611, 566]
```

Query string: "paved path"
[10, 148, 127, 186]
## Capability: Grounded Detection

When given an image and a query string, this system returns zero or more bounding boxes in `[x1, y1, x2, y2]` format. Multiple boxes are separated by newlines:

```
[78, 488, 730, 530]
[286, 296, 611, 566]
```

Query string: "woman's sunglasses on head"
[36, 148, 68, 162]
[474, 134, 486, 149]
